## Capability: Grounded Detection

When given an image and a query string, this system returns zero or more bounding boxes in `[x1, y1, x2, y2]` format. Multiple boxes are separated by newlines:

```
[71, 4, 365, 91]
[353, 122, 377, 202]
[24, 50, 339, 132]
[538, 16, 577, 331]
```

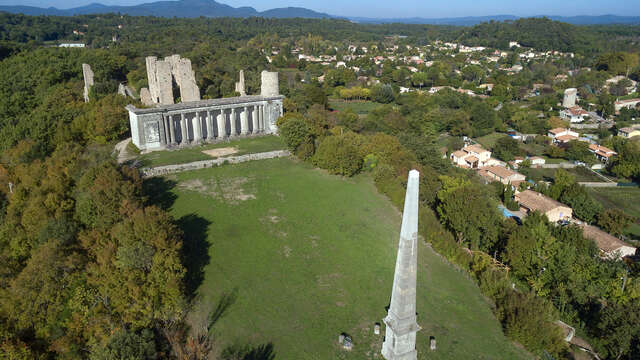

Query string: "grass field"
[586, 186, 640, 239]
[520, 166, 605, 183]
[329, 99, 382, 115]
[475, 132, 508, 149]
[153, 158, 531, 359]
[136, 135, 285, 167]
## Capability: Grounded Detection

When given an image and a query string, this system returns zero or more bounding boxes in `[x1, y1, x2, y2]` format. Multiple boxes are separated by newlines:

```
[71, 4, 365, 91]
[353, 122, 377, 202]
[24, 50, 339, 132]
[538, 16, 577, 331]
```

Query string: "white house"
[548, 128, 579, 144]
[560, 106, 589, 123]
[450, 144, 492, 169]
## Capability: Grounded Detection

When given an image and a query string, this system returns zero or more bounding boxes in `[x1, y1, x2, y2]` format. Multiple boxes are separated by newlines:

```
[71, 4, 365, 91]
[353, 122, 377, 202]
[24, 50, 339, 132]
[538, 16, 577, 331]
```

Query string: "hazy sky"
[3, 0, 639, 18]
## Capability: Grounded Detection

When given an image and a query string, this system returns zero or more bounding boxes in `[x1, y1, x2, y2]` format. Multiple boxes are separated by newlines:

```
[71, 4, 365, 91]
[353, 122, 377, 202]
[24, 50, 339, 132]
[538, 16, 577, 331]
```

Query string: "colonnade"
[160, 104, 267, 146]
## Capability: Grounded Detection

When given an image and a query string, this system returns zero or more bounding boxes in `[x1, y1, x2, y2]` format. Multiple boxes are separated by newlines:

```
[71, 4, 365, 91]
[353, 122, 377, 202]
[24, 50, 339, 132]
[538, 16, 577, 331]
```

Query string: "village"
[260, 36, 640, 265]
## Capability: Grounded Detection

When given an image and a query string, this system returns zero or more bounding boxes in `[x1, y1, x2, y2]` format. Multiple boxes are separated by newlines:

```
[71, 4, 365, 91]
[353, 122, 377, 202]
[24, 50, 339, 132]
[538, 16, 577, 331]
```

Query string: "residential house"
[580, 224, 636, 259]
[514, 190, 573, 222]
[560, 106, 589, 123]
[450, 144, 492, 169]
[548, 128, 579, 145]
[529, 156, 546, 166]
[614, 98, 640, 114]
[478, 166, 526, 187]
[618, 126, 640, 139]
[588, 144, 617, 163]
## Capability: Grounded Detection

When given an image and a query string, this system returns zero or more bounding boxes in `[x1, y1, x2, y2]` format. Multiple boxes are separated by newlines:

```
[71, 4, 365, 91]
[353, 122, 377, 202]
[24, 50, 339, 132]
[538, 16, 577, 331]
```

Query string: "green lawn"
[136, 135, 285, 168]
[475, 132, 508, 149]
[520, 166, 605, 182]
[329, 99, 382, 115]
[157, 158, 530, 359]
[586, 186, 640, 239]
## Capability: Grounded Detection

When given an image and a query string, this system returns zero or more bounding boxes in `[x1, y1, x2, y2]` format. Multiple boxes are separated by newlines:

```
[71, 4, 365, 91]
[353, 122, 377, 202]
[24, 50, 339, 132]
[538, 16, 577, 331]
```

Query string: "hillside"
[155, 157, 532, 359]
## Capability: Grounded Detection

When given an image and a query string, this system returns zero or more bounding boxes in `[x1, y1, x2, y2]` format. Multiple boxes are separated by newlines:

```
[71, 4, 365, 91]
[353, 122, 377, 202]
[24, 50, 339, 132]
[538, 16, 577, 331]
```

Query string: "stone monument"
[235, 70, 247, 96]
[563, 88, 577, 108]
[82, 63, 94, 103]
[261, 71, 279, 97]
[381, 170, 421, 360]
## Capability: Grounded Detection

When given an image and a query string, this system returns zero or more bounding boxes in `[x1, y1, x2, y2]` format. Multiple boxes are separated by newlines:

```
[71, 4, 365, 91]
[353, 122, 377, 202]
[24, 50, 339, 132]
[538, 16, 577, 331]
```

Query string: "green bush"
[278, 116, 312, 152]
[312, 133, 363, 176]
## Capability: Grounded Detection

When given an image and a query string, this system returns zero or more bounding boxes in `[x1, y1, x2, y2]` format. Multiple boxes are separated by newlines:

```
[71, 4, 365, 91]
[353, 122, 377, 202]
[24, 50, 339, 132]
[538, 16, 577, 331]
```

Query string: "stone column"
[162, 115, 169, 144]
[217, 110, 226, 139]
[241, 106, 249, 135]
[169, 115, 176, 144]
[252, 105, 259, 134]
[194, 112, 203, 143]
[206, 110, 214, 140]
[229, 108, 237, 137]
[180, 112, 188, 145]
[258, 105, 264, 132]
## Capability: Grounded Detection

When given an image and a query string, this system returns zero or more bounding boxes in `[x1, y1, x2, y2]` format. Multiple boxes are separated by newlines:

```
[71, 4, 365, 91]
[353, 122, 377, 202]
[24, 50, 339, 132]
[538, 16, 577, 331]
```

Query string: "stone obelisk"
[382, 169, 420, 360]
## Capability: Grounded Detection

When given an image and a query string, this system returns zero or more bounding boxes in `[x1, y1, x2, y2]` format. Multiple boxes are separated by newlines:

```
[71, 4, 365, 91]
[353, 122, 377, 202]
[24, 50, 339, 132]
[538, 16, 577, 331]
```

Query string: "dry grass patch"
[201, 147, 238, 158]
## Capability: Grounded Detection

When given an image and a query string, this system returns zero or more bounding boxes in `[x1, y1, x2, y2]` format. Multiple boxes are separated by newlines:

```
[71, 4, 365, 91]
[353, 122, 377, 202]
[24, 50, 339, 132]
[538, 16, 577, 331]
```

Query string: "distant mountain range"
[352, 14, 640, 25]
[0, 0, 639, 25]
[0, 0, 337, 19]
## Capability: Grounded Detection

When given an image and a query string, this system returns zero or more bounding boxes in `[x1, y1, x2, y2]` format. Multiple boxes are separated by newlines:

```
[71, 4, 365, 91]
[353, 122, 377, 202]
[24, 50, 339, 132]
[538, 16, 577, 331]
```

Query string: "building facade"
[127, 95, 283, 151]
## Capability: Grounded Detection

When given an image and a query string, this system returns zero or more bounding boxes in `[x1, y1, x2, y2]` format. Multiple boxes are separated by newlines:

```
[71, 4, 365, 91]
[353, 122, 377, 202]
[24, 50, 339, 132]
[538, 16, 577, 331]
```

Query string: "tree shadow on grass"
[221, 342, 276, 360]
[178, 213, 212, 300]
[142, 177, 177, 210]
[209, 288, 238, 327]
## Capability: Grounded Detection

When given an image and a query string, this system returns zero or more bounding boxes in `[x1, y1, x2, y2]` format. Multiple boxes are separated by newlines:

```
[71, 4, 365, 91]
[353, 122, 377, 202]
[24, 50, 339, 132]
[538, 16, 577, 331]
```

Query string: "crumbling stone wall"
[145, 55, 200, 105]
[82, 63, 94, 103]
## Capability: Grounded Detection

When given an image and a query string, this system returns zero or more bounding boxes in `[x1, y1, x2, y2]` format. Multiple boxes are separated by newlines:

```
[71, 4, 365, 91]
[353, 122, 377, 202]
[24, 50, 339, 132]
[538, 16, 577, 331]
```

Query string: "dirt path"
[114, 138, 137, 164]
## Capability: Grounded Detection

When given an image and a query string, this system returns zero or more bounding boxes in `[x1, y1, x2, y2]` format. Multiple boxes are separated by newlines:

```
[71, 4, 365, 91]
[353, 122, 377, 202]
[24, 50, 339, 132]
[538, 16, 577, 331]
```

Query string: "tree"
[370, 84, 395, 104]
[493, 136, 521, 162]
[436, 176, 501, 251]
[610, 141, 640, 181]
[312, 132, 363, 176]
[469, 102, 499, 137]
[90, 329, 156, 360]
[276, 115, 312, 152]
[410, 72, 428, 89]
[594, 301, 640, 360]
[598, 209, 634, 237]
[596, 52, 639, 76]
[559, 184, 602, 223]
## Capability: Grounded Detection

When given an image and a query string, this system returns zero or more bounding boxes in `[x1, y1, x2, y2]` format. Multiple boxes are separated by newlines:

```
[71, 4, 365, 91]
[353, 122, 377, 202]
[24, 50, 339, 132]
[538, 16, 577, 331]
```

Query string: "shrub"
[278, 116, 312, 152]
[295, 142, 315, 160]
[312, 133, 363, 176]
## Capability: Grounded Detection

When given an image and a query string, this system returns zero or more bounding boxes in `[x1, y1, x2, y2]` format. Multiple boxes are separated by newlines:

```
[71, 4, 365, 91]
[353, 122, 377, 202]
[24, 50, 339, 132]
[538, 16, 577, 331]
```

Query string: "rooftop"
[515, 190, 571, 214]
[580, 224, 634, 253]
[549, 127, 568, 135]
[484, 165, 518, 179]
[463, 144, 490, 154]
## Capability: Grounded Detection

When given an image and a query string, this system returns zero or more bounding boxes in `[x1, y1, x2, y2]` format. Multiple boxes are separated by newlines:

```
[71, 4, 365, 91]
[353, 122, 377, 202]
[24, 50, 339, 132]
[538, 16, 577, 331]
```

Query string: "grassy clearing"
[475, 132, 508, 149]
[329, 99, 382, 115]
[159, 158, 530, 359]
[586, 186, 640, 239]
[136, 135, 285, 167]
[520, 166, 605, 182]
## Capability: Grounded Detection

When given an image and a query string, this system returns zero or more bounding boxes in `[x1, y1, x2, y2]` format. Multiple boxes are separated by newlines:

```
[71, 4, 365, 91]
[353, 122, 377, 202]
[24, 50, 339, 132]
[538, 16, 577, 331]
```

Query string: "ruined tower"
[382, 169, 421, 360]
[260, 71, 279, 97]
[563, 88, 577, 108]
[82, 63, 94, 103]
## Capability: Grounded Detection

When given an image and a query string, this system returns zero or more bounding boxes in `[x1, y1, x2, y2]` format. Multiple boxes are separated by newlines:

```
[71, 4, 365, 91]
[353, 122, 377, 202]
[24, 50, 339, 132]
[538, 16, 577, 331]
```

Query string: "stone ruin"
[142, 54, 200, 106]
[235, 70, 247, 96]
[82, 63, 94, 103]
